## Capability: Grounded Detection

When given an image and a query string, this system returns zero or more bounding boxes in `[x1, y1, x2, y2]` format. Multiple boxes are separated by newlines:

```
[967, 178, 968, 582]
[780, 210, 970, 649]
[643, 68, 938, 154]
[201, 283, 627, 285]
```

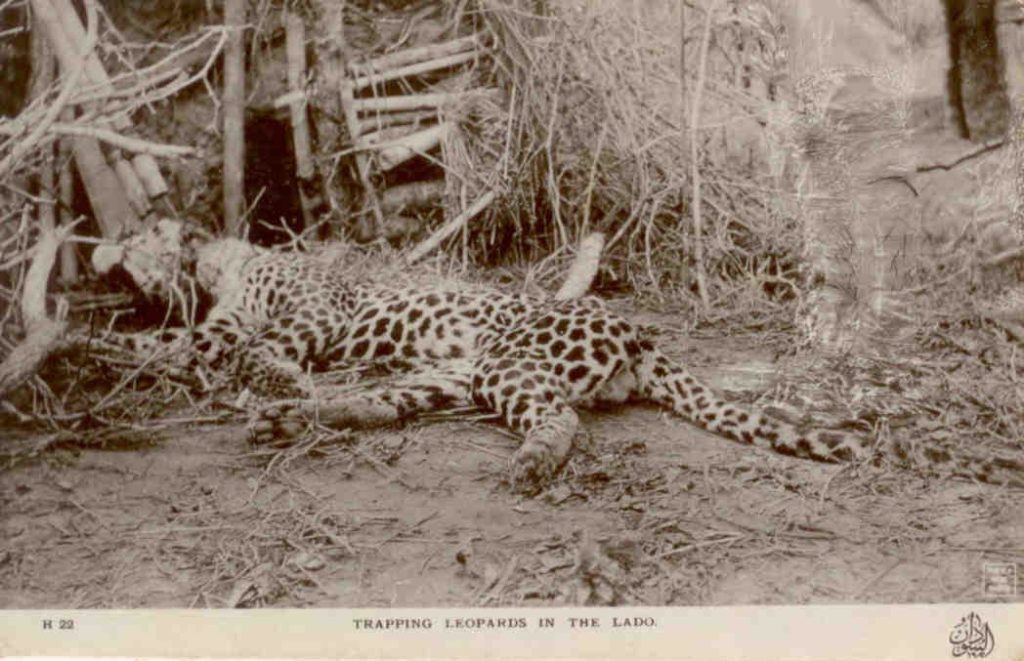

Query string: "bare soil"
[2, 335, 1021, 609]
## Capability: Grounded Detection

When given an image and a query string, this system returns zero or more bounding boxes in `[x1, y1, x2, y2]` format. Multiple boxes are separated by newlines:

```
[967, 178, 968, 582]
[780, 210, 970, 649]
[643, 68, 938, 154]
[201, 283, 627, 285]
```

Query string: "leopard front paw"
[511, 440, 563, 488]
[248, 401, 311, 446]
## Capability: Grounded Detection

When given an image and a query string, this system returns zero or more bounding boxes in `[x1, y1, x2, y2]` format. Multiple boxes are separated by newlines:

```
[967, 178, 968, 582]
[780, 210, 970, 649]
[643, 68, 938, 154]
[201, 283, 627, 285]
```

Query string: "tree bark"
[942, 0, 1011, 142]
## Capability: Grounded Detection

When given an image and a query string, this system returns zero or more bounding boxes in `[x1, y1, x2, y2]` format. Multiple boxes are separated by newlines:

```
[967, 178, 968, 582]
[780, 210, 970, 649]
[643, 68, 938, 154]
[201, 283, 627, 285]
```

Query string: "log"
[406, 190, 496, 263]
[44, 0, 171, 203]
[351, 49, 481, 90]
[47, 0, 127, 129]
[222, 0, 246, 237]
[24, 0, 139, 238]
[114, 157, 151, 215]
[359, 108, 436, 134]
[132, 153, 169, 197]
[72, 137, 137, 238]
[349, 34, 481, 76]
[375, 123, 450, 172]
[0, 222, 72, 399]
[353, 92, 472, 113]
[381, 180, 445, 211]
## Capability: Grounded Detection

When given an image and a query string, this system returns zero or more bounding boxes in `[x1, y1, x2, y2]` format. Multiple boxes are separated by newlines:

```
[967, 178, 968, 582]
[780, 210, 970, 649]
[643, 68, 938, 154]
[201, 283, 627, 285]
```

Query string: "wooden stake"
[58, 112, 77, 283]
[223, 0, 246, 237]
[333, 5, 384, 241]
[285, 11, 317, 228]
[0, 219, 73, 398]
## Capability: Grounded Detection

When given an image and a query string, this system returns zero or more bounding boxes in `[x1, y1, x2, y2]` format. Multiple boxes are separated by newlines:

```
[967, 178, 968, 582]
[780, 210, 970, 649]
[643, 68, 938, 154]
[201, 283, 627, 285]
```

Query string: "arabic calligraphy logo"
[949, 612, 994, 658]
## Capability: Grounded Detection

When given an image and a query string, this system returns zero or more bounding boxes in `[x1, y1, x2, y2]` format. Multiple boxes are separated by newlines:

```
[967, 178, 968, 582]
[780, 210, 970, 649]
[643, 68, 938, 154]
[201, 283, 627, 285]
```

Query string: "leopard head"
[193, 237, 261, 299]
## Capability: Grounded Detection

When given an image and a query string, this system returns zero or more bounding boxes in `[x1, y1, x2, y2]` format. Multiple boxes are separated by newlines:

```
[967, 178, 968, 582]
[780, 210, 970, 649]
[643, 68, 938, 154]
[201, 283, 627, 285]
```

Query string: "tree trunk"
[222, 0, 246, 237]
[942, 0, 1011, 142]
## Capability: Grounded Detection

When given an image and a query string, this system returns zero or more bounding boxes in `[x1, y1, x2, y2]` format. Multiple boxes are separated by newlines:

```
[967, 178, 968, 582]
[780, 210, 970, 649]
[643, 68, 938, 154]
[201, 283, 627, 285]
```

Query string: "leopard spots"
[99, 237, 1019, 488]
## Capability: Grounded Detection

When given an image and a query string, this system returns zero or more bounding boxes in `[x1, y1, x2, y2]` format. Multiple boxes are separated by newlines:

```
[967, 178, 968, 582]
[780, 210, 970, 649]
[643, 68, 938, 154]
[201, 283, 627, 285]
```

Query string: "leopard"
[93, 237, 1024, 488]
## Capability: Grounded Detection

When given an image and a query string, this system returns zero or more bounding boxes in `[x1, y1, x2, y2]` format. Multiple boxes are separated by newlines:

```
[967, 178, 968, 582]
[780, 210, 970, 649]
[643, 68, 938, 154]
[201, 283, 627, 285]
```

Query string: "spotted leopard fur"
[94, 238, 1023, 487]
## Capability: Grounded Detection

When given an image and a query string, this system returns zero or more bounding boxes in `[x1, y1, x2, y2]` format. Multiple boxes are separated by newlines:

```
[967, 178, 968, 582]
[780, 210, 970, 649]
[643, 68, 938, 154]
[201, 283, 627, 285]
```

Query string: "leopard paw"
[511, 441, 562, 486]
[247, 401, 310, 446]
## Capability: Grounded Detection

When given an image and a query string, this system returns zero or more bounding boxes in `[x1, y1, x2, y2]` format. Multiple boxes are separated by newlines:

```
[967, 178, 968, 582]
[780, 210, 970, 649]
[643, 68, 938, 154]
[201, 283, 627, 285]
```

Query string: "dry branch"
[381, 180, 445, 211]
[0, 123, 197, 157]
[359, 109, 436, 134]
[350, 49, 481, 91]
[349, 34, 481, 76]
[0, 221, 74, 399]
[375, 124, 450, 171]
[133, 153, 169, 197]
[47, 0, 128, 130]
[353, 92, 475, 113]
[71, 136, 138, 238]
[114, 157, 150, 215]
[406, 190, 497, 263]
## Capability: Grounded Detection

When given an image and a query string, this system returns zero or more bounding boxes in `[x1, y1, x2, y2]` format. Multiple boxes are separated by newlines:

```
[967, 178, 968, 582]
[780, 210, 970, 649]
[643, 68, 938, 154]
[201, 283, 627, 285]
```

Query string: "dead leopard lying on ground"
[87, 237, 1024, 488]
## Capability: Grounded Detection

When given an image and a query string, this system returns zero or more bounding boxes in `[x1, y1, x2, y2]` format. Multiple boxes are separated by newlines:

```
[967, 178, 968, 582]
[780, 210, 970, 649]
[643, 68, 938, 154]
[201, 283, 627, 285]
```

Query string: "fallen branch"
[48, 0, 128, 129]
[406, 190, 496, 263]
[375, 124, 450, 171]
[353, 92, 477, 113]
[114, 157, 151, 215]
[349, 33, 482, 76]
[381, 180, 445, 211]
[0, 122, 196, 157]
[359, 109, 436, 134]
[0, 0, 96, 179]
[0, 220, 75, 399]
[351, 49, 481, 91]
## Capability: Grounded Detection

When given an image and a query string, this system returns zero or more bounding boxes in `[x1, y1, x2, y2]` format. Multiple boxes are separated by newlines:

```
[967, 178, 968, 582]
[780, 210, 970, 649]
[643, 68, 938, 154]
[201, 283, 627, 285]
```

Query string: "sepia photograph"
[0, 0, 1021, 657]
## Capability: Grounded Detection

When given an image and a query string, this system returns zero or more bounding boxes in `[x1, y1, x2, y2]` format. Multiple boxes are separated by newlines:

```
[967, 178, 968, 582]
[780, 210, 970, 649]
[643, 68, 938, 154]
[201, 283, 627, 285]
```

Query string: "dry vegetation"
[0, 0, 1022, 608]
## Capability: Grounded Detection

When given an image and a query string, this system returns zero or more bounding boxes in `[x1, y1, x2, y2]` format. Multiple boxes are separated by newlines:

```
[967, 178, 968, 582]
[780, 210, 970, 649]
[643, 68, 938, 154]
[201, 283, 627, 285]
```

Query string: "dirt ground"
[2, 331, 1021, 609]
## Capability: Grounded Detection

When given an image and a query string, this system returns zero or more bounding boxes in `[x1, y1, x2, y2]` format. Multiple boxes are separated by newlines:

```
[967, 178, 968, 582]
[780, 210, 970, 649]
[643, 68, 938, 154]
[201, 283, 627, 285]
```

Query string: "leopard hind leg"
[471, 355, 579, 485]
[633, 346, 870, 464]
[249, 361, 474, 444]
